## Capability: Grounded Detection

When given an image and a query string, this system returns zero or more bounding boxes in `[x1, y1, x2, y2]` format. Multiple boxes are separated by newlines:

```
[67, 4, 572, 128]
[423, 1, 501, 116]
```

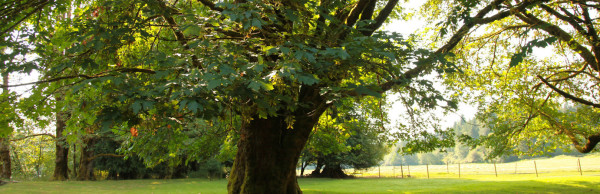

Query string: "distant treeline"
[384, 117, 585, 166]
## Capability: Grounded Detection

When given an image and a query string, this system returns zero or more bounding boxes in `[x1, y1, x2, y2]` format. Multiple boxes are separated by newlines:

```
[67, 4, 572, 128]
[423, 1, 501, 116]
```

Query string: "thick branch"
[538, 109, 600, 153]
[346, 0, 372, 28]
[515, 8, 599, 71]
[360, 0, 376, 22]
[539, 4, 588, 41]
[537, 75, 600, 108]
[381, 0, 511, 91]
[361, 0, 399, 36]
[580, 5, 600, 67]
[562, 130, 600, 153]
[0, 0, 49, 38]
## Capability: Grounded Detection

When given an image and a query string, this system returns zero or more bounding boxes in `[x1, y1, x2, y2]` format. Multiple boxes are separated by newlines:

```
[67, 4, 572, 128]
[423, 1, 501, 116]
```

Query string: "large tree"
[0, 0, 532, 193]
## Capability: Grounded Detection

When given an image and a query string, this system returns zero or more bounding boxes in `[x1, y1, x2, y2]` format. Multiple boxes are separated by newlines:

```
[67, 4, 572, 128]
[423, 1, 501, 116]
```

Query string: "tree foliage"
[421, 0, 600, 157]
[2, 0, 549, 191]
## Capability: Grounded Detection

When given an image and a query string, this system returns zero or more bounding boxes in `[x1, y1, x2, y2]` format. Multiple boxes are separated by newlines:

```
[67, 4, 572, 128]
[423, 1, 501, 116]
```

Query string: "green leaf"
[251, 18, 262, 29]
[297, 74, 319, 85]
[132, 101, 143, 114]
[207, 79, 221, 90]
[248, 81, 261, 91]
[509, 37, 558, 68]
[354, 86, 382, 98]
[188, 101, 200, 113]
[183, 25, 202, 36]
[248, 81, 274, 91]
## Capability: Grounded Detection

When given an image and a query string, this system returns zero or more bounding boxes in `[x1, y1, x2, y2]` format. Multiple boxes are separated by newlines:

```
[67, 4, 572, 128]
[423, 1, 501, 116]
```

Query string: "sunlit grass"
[352, 154, 600, 179]
[1, 174, 599, 193]
[1, 154, 599, 193]
[300, 176, 600, 193]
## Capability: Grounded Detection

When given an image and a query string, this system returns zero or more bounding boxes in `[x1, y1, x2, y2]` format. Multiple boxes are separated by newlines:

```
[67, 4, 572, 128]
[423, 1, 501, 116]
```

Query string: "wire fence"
[348, 156, 600, 179]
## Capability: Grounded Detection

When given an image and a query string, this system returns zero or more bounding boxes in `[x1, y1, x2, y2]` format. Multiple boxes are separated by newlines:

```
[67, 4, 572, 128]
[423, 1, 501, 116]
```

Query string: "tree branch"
[87, 153, 125, 162]
[197, 0, 224, 12]
[381, 0, 515, 92]
[0, 68, 156, 88]
[359, 0, 376, 22]
[0, 0, 49, 38]
[157, 0, 204, 69]
[346, 0, 372, 28]
[361, 0, 399, 36]
[537, 75, 600, 108]
[10, 133, 56, 141]
[539, 4, 588, 41]
[514, 7, 599, 71]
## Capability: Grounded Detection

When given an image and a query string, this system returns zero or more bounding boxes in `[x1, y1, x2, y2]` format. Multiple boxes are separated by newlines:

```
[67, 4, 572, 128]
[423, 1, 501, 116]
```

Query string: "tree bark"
[0, 73, 11, 179]
[72, 143, 78, 178]
[77, 137, 96, 181]
[227, 86, 327, 194]
[0, 138, 10, 179]
[309, 159, 323, 177]
[320, 164, 348, 178]
[300, 160, 307, 177]
[227, 117, 305, 193]
[52, 111, 69, 181]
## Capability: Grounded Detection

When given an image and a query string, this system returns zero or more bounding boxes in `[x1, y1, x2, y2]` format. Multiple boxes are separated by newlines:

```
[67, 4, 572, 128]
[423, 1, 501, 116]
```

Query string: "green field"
[2, 155, 599, 193]
[353, 154, 600, 179]
[0, 175, 599, 193]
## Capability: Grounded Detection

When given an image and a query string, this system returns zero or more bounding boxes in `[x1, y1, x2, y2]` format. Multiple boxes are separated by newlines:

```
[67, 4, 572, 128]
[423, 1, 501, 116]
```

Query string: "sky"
[383, 1, 477, 130]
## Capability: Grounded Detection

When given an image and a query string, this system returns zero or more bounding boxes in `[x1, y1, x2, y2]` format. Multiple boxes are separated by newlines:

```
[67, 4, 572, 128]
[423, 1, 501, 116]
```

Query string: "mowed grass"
[2, 154, 599, 193]
[1, 175, 599, 193]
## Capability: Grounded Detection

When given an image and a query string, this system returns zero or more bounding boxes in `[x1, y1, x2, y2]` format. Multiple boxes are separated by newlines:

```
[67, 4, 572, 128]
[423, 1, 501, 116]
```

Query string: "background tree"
[414, 0, 600, 157]
[0, 73, 11, 179]
[304, 97, 390, 178]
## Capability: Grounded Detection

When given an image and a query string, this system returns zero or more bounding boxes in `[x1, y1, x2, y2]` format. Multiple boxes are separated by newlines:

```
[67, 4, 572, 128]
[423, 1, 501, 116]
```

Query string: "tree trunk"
[320, 164, 348, 178]
[227, 86, 327, 194]
[300, 161, 307, 177]
[0, 74, 11, 179]
[52, 111, 69, 180]
[72, 144, 77, 178]
[77, 137, 96, 180]
[0, 138, 10, 179]
[227, 117, 302, 193]
[227, 116, 325, 193]
[309, 159, 323, 177]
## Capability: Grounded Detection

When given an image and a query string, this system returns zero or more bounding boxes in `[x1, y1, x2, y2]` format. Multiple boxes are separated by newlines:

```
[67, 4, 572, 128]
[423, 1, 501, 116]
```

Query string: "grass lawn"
[1, 174, 599, 193]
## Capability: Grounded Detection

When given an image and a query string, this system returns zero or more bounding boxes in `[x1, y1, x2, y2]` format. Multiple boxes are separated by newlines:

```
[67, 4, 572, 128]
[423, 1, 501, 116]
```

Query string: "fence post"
[534, 161, 538, 178]
[578, 158, 582, 176]
[400, 164, 404, 178]
[458, 162, 461, 178]
[446, 162, 449, 174]
[379, 165, 381, 178]
[426, 164, 430, 179]
[515, 162, 517, 174]
[408, 164, 411, 177]
[494, 162, 498, 177]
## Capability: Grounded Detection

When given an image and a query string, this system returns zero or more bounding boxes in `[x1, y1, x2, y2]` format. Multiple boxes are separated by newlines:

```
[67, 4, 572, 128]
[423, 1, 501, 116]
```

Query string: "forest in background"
[385, 104, 588, 166]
